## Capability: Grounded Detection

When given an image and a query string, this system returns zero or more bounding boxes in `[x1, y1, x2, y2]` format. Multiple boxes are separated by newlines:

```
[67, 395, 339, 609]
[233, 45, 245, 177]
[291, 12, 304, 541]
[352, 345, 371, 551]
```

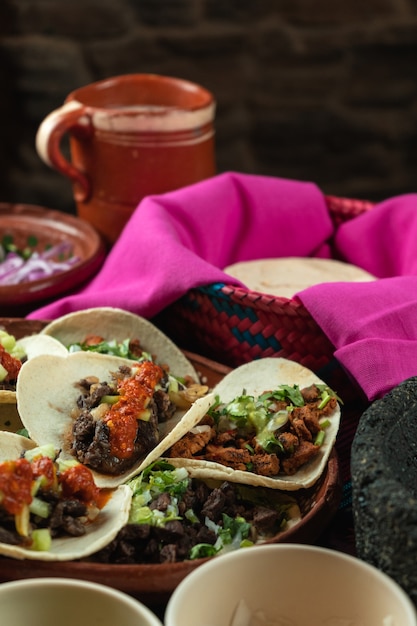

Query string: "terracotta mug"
[36, 74, 216, 244]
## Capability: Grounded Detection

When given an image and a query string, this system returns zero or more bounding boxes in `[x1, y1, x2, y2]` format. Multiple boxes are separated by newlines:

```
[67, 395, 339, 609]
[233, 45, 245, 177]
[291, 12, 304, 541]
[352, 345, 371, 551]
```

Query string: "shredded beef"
[71, 367, 176, 475]
[49, 500, 88, 537]
[88, 479, 291, 565]
[153, 388, 176, 422]
[0, 525, 22, 545]
[200, 487, 226, 520]
[0, 496, 91, 547]
[252, 506, 279, 533]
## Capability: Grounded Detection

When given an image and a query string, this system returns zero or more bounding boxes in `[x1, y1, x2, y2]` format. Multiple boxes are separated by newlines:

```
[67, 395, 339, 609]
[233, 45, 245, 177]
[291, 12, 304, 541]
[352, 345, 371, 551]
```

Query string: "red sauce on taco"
[59, 464, 109, 509]
[104, 361, 164, 460]
[0, 458, 32, 515]
[0, 344, 22, 384]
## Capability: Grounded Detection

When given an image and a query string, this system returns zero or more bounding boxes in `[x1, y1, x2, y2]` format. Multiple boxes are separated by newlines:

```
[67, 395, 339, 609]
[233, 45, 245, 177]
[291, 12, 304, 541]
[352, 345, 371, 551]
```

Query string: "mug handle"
[36, 101, 93, 203]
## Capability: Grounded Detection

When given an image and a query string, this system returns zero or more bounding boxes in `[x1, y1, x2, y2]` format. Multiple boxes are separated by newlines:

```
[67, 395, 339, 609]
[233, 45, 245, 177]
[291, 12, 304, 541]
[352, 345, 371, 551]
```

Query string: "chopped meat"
[214, 430, 237, 446]
[205, 445, 251, 470]
[301, 384, 321, 403]
[150, 491, 171, 512]
[153, 388, 176, 422]
[154, 520, 184, 543]
[293, 405, 321, 436]
[80, 382, 114, 410]
[49, 499, 89, 537]
[288, 411, 313, 442]
[83, 335, 105, 346]
[320, 396, 338, 416]
[89, 477, 294, 565]
[128, 338, 145, 358]
[168, 427, 213, 458]
[0, 525, 22, 545]
[277, 432, 298, 453]
[201, 487, 226, 520]
[252, 506, 279, 533]
[281, 440, 320, 475]
[251, 453, 280, 477]
[159, 543, 177, 563]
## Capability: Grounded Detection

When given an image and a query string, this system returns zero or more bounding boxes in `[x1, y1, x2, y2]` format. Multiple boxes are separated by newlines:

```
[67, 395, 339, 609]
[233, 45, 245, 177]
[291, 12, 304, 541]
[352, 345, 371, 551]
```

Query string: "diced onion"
[0, 242, 79, 286]
[190, 425, 211, 434]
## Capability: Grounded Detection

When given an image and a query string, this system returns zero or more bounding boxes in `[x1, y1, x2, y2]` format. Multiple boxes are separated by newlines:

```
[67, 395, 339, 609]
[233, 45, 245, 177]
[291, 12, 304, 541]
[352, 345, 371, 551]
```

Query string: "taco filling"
[71, 360, 205, 476]
[0, 444, 111, 552]
[0, 331, 25, 391]
[0, 329, 67, 395]
[67, 333, 154, 362]
[166, 383, 338, 478]
[90, 461, 300, 565]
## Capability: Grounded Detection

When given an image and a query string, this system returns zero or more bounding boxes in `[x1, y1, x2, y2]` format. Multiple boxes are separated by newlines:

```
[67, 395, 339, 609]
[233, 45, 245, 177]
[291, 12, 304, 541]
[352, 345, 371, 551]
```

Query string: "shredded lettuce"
[67, 337, 153, 362]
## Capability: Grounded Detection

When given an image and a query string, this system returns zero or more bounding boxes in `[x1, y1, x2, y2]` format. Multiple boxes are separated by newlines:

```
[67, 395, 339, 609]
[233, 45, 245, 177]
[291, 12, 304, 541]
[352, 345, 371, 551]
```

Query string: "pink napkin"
[28, 172, 333, 319]
[28, 172, 417, 401]
[297, 193, 417, 400]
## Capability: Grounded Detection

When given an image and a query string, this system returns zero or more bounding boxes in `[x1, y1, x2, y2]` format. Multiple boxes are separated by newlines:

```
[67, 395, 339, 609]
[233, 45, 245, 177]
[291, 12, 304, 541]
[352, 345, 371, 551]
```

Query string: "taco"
[90, 460, 302, 565]
[16, 351, 212, 488]
[164, 358, 341, 490]
[40, 307, 199, 381]
[0, 432, 131, 561]
[0, 331, 68, 431]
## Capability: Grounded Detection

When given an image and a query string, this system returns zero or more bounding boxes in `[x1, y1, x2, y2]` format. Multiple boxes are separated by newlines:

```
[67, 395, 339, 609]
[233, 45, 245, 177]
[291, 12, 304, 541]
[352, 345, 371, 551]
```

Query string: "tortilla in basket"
[40, 306, 199, 380]
[16, 351, 213, 488]
[224, 257, 376, 299]
[0, 432, 132, 561]
[164, 358, 341, 491]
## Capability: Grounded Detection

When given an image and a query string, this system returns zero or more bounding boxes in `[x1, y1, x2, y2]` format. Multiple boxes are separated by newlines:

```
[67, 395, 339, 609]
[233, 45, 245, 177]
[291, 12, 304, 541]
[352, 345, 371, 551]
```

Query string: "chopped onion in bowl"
[0, 241, 79, 285]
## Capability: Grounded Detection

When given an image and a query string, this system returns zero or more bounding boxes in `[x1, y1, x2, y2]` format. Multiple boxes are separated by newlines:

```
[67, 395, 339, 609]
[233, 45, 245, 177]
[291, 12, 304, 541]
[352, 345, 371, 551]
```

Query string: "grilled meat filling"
[71, 363, 176, 475]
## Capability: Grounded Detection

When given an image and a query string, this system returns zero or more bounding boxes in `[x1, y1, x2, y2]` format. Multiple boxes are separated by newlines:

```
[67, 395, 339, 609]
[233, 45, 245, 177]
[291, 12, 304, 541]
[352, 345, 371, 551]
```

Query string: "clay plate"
[0, 204, 105, 314]
[0, 318, 342, 608]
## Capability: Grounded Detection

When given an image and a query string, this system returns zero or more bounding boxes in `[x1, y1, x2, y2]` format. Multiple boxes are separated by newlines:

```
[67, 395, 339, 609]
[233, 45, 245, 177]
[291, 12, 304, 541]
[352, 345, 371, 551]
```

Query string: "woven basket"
[155, 194, 374, 397]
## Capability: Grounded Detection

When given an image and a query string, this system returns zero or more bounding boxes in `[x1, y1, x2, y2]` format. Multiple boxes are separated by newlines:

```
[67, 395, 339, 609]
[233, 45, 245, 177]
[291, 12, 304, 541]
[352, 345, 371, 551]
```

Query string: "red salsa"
[0, 344, 22, 382]
[31, 455, 57, 490]
[59, 464, 109, 509]
[0, 455, 107, 517]
[0, 458, 33, 515]
[104, 361, 164, 460]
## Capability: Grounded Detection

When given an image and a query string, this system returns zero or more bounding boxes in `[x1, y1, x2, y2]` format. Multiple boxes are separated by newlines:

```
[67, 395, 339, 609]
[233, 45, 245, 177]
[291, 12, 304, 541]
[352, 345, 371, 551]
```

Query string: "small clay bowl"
[351, 375, 417, 605]
[0, 203, 105, 315]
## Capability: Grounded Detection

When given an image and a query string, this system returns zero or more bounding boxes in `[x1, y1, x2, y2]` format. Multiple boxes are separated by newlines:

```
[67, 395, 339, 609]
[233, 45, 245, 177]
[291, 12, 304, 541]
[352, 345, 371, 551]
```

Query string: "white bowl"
[0, 577, 162, 626]
[165, 544, 417, 626]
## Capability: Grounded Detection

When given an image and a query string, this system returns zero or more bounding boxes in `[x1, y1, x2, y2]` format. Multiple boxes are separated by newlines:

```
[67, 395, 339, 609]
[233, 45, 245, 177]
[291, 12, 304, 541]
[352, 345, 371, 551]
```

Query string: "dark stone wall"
[1, 0, 417, 214]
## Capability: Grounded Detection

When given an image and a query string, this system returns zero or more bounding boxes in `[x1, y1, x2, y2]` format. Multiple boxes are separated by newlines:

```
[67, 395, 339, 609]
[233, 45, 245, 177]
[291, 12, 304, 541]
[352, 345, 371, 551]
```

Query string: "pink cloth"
[29, 172, 333, 319]
[29, 172, 417, 401]
[297, 193, 417, 400]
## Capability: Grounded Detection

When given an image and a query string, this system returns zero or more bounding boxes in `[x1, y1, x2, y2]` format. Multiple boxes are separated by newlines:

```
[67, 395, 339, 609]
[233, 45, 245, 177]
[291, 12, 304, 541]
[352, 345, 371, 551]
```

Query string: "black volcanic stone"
[351, 376, 417, 605]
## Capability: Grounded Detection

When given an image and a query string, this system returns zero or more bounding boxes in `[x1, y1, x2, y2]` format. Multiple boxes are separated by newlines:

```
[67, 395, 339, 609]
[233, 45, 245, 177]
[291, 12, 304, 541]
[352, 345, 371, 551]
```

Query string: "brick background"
[1, 0, 417, 214]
